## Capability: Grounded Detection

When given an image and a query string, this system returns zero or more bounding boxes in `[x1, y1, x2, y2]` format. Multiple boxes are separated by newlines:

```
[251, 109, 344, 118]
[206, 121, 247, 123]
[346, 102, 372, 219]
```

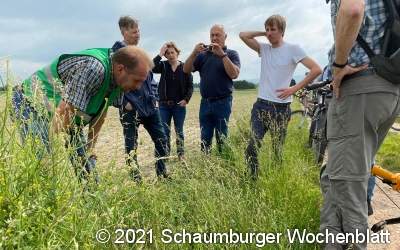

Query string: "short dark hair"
[111, 46, 153, 73]
[118, 16, 139, 31]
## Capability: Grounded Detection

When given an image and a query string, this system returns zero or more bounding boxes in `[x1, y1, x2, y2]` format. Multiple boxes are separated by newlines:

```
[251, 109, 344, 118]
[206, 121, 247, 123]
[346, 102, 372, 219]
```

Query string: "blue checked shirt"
[328, 0, 388, 69]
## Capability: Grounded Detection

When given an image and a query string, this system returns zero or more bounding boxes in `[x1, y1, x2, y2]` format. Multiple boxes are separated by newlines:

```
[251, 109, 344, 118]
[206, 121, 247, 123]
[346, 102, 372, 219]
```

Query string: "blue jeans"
[11, 88, 50, 153]
[119, 106, 168, 176]
[367, 162, 376, 203]
[159, 104, 186, 156]
[199, 96, 232, 153]
[11, 89, 96, 181]
[367, 175, 375, 203]
[245, 99, 291, 178]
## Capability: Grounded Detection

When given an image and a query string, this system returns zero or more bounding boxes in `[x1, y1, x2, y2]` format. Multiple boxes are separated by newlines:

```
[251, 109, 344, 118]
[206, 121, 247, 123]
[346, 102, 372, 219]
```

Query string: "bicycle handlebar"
[370, 165, 400, 233]
[304, 80, 331, 91]
[372, 165, 400, 191]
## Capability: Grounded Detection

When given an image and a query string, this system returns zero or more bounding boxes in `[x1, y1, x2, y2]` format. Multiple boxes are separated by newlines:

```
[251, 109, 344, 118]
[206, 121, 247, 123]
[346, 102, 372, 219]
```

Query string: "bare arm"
[209, 43, 240, 79]
[239, 31, 265, 54]
[276, 57, 322, 100]
[51, 100, 75, 134]
[335, 0, 365, 65]
[296, 57, 322, 91]
[183, 43, 206, 73]
[221, 56, 240, 79]
[87, 109, 108, 153]
[332, 0, 367, 98]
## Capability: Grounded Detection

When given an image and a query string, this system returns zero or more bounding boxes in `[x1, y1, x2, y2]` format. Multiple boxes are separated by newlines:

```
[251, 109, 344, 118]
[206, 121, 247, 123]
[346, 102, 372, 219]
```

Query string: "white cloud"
[1, 0, 333, 82]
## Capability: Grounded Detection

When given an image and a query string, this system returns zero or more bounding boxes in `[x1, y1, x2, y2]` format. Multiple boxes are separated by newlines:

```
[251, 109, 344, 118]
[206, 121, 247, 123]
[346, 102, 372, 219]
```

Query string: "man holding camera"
[183, 24, 241, 154]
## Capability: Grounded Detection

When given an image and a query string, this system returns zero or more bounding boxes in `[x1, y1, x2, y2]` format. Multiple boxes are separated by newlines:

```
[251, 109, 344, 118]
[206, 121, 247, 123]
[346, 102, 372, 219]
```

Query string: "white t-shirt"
[258, 42, 306, 103]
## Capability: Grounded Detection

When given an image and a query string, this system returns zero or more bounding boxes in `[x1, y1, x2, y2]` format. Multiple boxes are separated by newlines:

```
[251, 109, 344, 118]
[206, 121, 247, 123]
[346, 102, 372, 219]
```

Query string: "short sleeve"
[258, 42, 267, 58]
[292, 45, 307, 64]
[228, 50, 241, 69]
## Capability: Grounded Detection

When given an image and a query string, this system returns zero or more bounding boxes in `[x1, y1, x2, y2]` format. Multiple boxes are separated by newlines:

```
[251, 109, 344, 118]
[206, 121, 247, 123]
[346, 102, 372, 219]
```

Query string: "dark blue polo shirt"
[112, 41, 158, 118]
[193, 48, 240, 98]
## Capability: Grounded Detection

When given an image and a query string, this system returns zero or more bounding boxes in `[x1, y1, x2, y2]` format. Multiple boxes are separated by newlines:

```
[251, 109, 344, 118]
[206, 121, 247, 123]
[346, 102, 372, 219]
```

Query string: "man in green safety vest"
[11, 46, 153, 182]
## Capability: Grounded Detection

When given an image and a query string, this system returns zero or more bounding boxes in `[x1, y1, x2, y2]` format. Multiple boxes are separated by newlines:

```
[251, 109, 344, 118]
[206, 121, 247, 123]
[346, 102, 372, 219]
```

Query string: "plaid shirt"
[57, 56, 106, 112]
[328, 0, 388, 68]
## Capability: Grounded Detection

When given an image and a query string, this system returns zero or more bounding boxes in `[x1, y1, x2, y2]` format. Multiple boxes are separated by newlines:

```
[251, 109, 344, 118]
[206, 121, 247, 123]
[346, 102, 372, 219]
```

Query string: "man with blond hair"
[184, 24, 241, 154]
[240, 15, 322, 179]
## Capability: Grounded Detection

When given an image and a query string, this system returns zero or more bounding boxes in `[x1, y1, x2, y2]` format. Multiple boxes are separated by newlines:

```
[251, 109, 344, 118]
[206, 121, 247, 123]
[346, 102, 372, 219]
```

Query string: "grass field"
[0, 89, 399, 249]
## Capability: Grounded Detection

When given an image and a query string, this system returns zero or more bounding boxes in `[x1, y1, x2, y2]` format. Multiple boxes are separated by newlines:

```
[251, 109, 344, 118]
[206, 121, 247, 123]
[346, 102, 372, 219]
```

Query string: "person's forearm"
[87, 110, 107, 153]
[335, 0, 365, 64]
[152, 55, 163, 73]
[51, 101, 74, 134]
[183, 52, 197, 74]
[296, 66, 323, 91]
[239, 31, 265, 39]
[222, 57, 239, 79]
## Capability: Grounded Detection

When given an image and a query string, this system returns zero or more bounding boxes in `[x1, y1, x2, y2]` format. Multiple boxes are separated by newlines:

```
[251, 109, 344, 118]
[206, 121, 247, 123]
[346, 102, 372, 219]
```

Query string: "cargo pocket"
[327, 95, 364, 140]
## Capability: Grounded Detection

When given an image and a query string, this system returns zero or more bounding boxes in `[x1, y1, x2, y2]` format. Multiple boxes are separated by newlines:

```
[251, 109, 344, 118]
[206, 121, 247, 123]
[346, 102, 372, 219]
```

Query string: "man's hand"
[276, 86, 298, 100]
[184, 43, 206, 73]
[177, 99, 187, 107]
[210, 43, 225, 57]
[332, 64, 368, 98]
[193, 43, 207, 55]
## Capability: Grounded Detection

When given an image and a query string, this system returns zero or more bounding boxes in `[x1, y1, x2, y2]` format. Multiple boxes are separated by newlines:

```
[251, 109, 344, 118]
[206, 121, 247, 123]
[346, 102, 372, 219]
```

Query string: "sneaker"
[367, 200, 374, 216]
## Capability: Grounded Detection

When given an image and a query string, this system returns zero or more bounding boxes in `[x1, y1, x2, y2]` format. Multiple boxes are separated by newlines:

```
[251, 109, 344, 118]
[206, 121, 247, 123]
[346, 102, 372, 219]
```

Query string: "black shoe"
[367, 200, 374, 216]
[157, 169, 171, 181]
[129, 168, 142, 184]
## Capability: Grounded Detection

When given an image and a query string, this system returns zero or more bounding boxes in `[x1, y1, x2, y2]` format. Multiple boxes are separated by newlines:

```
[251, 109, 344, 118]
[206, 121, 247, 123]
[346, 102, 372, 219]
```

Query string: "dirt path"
[368, 181, 400, 249]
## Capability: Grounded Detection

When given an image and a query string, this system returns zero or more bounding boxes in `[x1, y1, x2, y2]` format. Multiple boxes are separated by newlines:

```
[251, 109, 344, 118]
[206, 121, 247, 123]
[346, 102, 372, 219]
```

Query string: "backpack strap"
[356, 35, 376, 58]
[357, 0, 399, 58]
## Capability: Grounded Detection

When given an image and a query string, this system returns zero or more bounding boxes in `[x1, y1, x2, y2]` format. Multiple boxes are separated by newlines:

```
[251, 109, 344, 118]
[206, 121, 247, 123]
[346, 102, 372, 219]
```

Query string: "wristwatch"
[332, 60, 348, 68]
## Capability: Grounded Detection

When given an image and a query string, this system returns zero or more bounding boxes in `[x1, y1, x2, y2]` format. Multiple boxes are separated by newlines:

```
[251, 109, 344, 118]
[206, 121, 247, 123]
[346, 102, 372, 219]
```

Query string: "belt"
[203, 94, 231, 102]
[342, 68, 376, 82]
[256, 98, 290, 107]
[159, 100, 177, 106]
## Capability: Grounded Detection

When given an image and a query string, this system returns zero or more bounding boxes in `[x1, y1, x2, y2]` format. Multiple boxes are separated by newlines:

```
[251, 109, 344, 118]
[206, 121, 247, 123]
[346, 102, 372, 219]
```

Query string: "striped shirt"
[57, 56, 105, 111]
[328, 0, 388, 67]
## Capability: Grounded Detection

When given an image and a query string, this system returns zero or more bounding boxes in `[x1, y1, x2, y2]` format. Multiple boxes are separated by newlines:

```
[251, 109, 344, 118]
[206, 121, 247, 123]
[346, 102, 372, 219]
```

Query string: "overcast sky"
[0, 0, 333, 83]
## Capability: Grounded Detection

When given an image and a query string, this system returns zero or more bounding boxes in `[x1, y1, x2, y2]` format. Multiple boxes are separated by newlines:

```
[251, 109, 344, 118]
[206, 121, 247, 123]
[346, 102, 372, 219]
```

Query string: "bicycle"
[309, 81, 332, 164]
[291, 80, 331, 161]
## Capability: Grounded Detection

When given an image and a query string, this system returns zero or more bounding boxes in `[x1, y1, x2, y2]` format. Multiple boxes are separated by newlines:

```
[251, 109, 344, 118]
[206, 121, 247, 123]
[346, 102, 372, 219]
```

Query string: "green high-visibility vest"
[22, 48, 121, 125]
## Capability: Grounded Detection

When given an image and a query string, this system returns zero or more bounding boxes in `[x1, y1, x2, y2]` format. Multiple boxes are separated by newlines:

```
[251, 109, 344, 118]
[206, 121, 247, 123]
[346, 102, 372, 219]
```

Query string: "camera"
[203, 44, 213, 50]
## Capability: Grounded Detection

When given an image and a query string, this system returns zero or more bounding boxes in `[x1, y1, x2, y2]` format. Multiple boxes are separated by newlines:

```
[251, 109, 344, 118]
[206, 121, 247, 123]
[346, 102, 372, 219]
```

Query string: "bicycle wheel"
[290, 110, 306, 129]
[307, 118, 316, 148]
[312, 109, 327, 164]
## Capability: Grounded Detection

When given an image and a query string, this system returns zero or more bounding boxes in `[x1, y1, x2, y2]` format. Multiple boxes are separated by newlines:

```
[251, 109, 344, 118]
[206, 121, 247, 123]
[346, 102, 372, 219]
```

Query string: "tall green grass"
[0, 88, 324, 249]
